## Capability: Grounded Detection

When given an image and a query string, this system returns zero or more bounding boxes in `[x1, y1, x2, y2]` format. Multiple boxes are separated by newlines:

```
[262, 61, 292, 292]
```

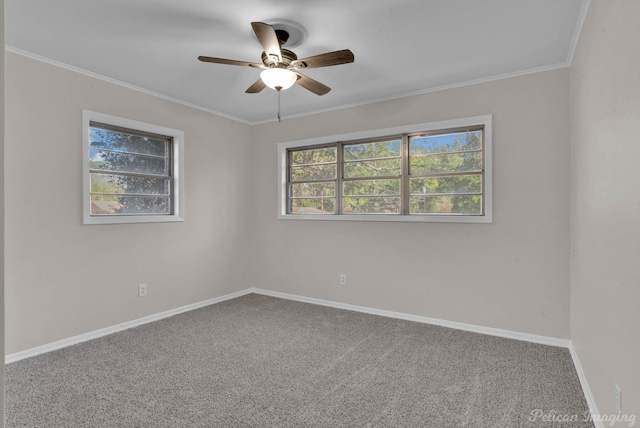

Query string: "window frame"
[277, 115, 492, 223]
[82, 110, 185, 225]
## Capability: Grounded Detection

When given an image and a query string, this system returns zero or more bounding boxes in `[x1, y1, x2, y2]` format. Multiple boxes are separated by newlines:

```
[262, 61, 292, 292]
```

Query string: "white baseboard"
[7, 286, 599, 426]
[569, 342, 604, 428]
[5, 288, 253, 364]
[8, 286, 569, 364]
[250, 288, 571, 348]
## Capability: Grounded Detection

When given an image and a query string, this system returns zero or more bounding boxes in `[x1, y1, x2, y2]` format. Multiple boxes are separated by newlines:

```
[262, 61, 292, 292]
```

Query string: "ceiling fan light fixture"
[260, 68, 297, 91]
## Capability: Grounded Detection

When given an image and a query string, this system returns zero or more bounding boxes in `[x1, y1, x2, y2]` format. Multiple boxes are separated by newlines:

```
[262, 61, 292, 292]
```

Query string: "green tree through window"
[89, 123, 173, 216]
[286, 127, 484, 217]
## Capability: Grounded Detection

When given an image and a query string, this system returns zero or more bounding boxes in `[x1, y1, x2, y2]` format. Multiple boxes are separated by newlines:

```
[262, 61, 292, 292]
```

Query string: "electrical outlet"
[614, 383, 622, 415]
[340, 274, 347, 285]
[138, 283, 148, 298]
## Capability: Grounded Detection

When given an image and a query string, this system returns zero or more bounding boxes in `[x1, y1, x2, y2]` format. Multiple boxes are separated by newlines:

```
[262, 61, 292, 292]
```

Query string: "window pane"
[89, 197, 124, 215]
[290, 164, 336, 181]
[290, 147, 336, 165]
[410, 175, 482, 195]
[290, 198, 335, 214]
[90, 126, 169, 157]
[290, 182, 335, 198]
[344, 139, 401, 161]
[343, 197, 400, 214]
[410, 195, 482, 215]
[410, 151, 482, 175]
[90, 195, 171, 215]
[90, 150, 169, 176]
[410, 131, 482, 154]
[343, 179, 400, 214]
[343, 179, 400, 196]
[91, 173, 170, 196]
[344, 158, 401, 178]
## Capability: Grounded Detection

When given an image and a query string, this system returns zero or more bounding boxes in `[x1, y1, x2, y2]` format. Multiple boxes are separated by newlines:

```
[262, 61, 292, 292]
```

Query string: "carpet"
[6, 294, 593, 427]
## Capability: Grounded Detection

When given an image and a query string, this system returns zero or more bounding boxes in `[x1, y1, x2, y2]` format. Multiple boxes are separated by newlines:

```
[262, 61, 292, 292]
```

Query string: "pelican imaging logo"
[529, 409, 636, 426]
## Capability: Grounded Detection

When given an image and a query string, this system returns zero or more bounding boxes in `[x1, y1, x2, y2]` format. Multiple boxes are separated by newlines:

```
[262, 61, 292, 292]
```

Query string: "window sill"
[83, 214, 185, 225]
[277, 213, 492, 224]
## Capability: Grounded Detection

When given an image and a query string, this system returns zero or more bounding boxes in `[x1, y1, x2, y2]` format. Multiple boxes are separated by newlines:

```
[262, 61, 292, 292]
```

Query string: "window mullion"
[401, 134, 410, 215]
[286, 150, 292, 214]
[336, 142, 344, 215]
[289, 178, 337, 184]
[90, 170, 171, 180]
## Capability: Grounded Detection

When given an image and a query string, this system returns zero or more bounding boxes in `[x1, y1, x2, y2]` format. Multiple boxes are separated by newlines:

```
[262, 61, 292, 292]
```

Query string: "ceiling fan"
[198, 21, 354, 120]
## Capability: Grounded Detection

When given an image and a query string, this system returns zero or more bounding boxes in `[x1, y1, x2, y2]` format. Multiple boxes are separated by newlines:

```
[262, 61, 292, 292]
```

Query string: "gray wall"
[5, 55, 572, 356]
[4, 52, 254, 354]
[570, 0, 640, 420]
[249, 69, 571, 339]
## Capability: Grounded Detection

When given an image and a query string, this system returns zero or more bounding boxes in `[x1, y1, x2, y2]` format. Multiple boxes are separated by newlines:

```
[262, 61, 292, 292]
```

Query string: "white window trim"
[277, 115, 492, 223]
[82, 110, 185, 225]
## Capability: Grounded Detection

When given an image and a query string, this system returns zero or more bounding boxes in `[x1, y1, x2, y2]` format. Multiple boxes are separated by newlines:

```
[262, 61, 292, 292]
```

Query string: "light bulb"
[260, 68, 297, 91]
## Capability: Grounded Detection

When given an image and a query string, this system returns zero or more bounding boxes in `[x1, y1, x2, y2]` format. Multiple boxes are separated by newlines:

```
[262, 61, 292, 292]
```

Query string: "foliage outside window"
[408, 130, 483, 215]
[82, 111, 185, 225]
[279, 116, 492, 223]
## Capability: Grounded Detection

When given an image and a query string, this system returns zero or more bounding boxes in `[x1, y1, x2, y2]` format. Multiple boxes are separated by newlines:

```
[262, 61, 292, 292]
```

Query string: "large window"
[279, 116, 492, 223]
[82, 111, 185, 225]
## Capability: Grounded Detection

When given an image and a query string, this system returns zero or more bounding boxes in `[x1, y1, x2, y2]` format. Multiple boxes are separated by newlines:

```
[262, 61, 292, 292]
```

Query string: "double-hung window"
[279, 115, 492, 223]
[82, 110, 185, 224]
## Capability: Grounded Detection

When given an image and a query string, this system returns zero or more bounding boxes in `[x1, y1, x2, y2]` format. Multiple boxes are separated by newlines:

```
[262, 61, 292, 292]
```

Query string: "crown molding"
[7, 45, 572, 126]
[5, 46, 252, 125]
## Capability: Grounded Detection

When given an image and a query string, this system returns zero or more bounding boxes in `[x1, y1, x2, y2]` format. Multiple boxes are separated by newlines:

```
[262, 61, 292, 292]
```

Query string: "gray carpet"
[6, 294, 593, 427]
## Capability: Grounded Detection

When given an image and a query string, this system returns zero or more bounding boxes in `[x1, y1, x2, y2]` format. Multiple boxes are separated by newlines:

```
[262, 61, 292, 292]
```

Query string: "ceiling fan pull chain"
[277, 89, 282, 122]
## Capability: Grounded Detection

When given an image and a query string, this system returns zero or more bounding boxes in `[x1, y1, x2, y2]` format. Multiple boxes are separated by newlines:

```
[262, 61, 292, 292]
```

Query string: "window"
[82, 110, 185, 224]
[278, 115, 492, 223]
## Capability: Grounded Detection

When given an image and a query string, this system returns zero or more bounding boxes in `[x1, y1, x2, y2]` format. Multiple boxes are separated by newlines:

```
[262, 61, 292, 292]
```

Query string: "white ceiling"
[6, 0, 587, 124]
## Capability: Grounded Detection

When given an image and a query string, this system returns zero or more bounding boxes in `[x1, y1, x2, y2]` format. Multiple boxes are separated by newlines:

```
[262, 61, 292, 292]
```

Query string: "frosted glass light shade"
[260, 68, 297, 91]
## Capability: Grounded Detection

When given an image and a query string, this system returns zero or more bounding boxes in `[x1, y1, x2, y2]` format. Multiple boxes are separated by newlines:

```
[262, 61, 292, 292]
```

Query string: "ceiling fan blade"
[198, 56, 265, 69]
[245, 79, 266, 94]
[251, 22, 282, 63]
[295, 73, 331, 96]
[291, 49, 354, 69]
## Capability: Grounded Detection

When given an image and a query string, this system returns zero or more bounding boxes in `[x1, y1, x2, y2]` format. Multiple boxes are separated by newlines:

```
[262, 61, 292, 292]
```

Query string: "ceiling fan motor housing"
[262, 49, 298, 68]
